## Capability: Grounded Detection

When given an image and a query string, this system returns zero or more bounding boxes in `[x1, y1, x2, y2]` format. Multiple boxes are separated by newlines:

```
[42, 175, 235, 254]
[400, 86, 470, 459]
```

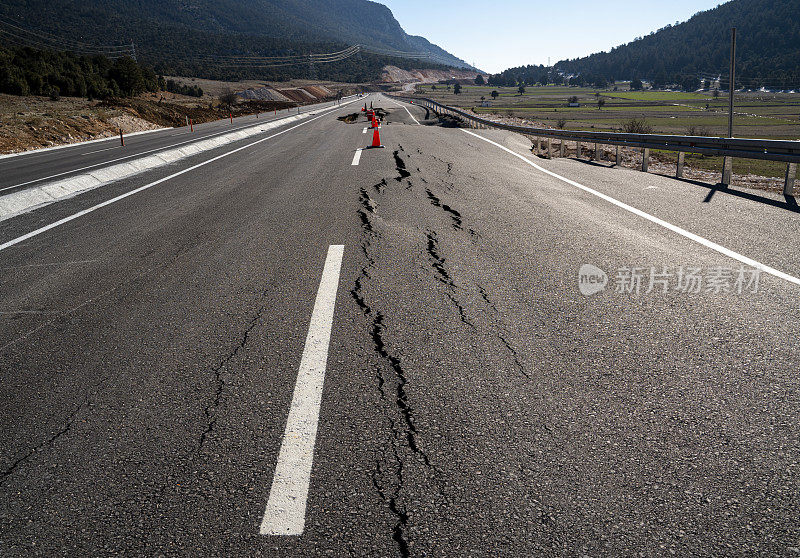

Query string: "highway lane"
[1, 93, 799, 555]
[0, 96, 356, 194]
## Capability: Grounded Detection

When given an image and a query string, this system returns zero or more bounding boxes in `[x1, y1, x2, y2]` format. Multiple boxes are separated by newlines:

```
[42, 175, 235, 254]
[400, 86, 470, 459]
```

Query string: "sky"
[376, 0, 724, 73]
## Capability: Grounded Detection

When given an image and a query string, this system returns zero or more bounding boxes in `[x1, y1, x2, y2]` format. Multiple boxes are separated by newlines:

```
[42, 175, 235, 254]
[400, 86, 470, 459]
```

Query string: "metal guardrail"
[387, 94, 800, 195]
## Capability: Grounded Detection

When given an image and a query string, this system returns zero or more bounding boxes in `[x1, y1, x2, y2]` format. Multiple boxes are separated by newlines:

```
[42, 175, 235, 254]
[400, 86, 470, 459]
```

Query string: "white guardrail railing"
[387, 94, 800, 195]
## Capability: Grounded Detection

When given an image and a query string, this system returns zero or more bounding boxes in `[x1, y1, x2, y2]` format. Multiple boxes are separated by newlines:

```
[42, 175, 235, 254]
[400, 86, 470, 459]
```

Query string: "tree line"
[553, 0, 800, 90]
[0, 45, 163, 99]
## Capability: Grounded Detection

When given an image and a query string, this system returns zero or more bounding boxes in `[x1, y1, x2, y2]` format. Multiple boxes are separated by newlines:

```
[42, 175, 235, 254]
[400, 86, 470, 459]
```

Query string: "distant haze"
[377, 0, 724, 73]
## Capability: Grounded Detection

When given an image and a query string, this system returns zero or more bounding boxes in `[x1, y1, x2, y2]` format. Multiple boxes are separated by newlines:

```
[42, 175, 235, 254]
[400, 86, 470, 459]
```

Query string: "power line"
[0, 17, 134, 56]
[0, 18, 463, 69]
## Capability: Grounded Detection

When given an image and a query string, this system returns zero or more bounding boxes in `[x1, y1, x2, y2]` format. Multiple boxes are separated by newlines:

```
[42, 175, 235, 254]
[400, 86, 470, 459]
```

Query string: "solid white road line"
[385, 97, 421, 125]
[0, 128, 167, 162]
[0, 118, 298, 194]
[0, 99, 360, 253]
[0, 98, 357, 194]
[351, 149, 363, 166]
[462, 129, 800, 287]
[82, 146, 122, 156]
[260, 244, 344, 536]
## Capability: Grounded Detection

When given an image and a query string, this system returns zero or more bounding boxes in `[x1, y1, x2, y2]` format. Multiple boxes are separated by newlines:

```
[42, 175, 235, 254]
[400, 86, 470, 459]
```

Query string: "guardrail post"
[641, 149, 650, 172]
[615, 146, 621, 166]
[676, 152, 685, 178]
[576, 141, 582, 159]
[559, 140, 565, 158]
[785, 163, 797, 196]
[593, 143, 599, 161]
[722, 156, 733, 185]
[547, 138, 552, 159]
[536, 137, 541, 154]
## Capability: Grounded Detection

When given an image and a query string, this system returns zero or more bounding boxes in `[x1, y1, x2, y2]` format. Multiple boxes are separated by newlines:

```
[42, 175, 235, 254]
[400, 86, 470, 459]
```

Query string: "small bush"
[556, 117, 568, 129]
[48, 86, 60, 101]
[686, 125, 710, 136]
[622, 118, 653, 134]
[218, 88, 238, 107]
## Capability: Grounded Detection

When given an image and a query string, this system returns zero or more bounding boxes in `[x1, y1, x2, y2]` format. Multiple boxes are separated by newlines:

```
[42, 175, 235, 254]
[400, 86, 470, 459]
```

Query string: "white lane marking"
[0, 97, 356, 163]
[362, 127, 368, 134]
[0, 100, 352, 194]
[0, 118, 299, 194]
[0, 128, 166, 162]
[0, 99, 360, 253]
[385, 97, 421, 125]
[82, 146, 121, 156]
[462, 129, 800, 287]
[260, 244, 344, 536]
[351, 149, 363, 166]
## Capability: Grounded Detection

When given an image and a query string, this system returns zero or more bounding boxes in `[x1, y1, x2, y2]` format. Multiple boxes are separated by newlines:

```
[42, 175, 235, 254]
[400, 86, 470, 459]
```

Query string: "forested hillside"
[0, 46, 161, 98]
[554, 0, 800, 90]
[0, 0, 470, 82]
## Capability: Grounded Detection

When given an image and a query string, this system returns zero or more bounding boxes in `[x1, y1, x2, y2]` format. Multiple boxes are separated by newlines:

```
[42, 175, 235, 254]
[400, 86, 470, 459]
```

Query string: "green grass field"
[600, 91, 710, 101]
[413, 83, 800, 141]
[411, 83, 800, 180]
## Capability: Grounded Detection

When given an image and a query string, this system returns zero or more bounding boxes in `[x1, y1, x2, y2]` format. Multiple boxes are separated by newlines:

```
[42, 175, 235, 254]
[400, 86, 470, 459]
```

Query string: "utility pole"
[728, 27, 736, 138]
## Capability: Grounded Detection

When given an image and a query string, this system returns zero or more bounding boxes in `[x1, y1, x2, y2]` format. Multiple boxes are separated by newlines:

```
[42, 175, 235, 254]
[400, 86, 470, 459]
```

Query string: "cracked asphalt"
[1, 93, 799, 556]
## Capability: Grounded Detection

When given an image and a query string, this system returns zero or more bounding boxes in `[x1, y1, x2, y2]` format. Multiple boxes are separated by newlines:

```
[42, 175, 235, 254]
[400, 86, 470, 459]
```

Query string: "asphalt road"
[0, 97, 351, 195]
[1, 93, 799, 556]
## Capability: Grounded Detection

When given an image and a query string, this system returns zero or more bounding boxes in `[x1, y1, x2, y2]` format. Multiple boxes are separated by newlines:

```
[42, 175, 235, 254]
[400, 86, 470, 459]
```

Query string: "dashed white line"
[260, 244, 344, 536]
[462, 129, 800, 287]
[362, 127, 368, 134]
[351, 148, 363, 166]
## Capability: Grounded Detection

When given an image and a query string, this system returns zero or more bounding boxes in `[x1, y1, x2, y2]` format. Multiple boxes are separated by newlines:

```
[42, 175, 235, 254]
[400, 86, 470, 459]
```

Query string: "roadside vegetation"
[0, 45, 163, 99]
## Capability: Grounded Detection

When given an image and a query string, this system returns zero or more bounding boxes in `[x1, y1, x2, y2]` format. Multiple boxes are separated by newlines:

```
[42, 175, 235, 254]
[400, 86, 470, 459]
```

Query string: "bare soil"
[0, 92, 292, 155]
[0, 94, 159, 154]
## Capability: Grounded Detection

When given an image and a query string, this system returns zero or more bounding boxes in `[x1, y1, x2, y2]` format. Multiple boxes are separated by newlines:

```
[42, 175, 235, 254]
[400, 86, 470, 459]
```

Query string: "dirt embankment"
[101, 97, 295, 128]
[0, 92, 293, 155]
[382, 66, 485, 85]
[0, 95, 154, 154]
[0, 76, 368, 155]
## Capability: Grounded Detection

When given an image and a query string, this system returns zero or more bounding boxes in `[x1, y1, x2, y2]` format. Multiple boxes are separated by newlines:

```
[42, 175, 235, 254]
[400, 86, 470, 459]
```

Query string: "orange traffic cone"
[369, 126, 384, 149]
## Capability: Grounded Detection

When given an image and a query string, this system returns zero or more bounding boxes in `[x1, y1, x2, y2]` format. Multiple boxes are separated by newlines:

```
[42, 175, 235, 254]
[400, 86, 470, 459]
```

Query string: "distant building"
[480, 101, 491, 107]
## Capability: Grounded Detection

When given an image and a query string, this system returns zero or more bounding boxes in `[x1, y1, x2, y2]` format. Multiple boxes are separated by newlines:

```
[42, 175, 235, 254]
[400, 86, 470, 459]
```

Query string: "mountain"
[0, 0, 471, 81]
[553, 0, 800, 89]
